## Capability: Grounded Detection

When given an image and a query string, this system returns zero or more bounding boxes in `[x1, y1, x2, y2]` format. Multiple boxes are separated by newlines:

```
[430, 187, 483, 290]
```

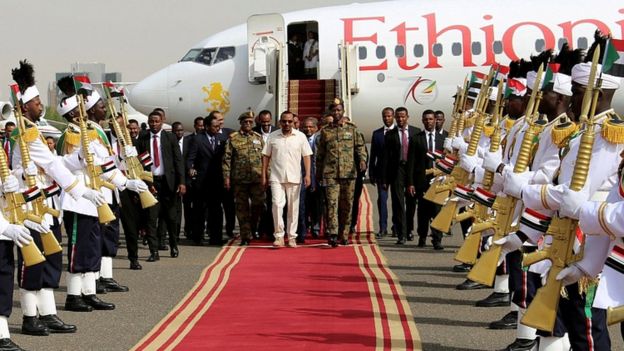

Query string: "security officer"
[316, 98, 367, 247]
[223, 112, 266, 246]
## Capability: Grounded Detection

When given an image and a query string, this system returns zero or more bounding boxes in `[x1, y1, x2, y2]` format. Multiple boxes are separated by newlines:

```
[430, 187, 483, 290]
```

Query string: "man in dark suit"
[382, 107, 420, 245]
[137, 111, 186, 261]
[211, 111, 235, 238]
[435, 110, 449, 139]
[187, 115, 229, 245]
[409, 109, 446, 250]
[172, 121, 193, 242]
[369, 107, 394, 238]
[253, 110, 277, 239]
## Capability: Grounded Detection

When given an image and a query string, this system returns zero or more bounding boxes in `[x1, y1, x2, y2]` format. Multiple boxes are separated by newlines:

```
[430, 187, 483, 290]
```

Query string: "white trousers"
[271, 182, 301, 239]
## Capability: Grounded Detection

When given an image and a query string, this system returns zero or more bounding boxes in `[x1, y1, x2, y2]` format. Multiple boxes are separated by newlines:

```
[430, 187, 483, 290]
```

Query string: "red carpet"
[133, 188, 421, 350]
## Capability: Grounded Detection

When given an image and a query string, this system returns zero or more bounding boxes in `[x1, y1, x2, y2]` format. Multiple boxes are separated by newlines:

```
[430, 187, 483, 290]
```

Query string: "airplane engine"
[0, 102, 13, 120]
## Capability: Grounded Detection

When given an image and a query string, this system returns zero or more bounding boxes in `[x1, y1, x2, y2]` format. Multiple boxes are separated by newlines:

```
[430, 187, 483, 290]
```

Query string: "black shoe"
[501, 338, 538, 351]
[253, 232, 260, 240]
[64, 295, 93, 312]
[158, 244, 168, 251]
[239, 239, 250, 246]
[489, 311, 518, 330]
[328, 235, 338, 248]
[0, 338, 24, 351]
[130, 260, 143, 270]
[452, 263, 472, 273]
[417, 240, 425, 247]
[433, 244, 444, 251]
[170, 246, 179, 258]
[340, 239, 349, 246]
[395, 237, 406, 245]
[375, 232, 383, 239]
[476, 292, 511, 307]
[99, 278, 129, 292]
[456, 279, 488, 290]
[21, 316, 49, 336]
[147, 252, 160, 262]
[82, 295, 115, 310]
[407, 234, 414, 241]
[39, 314, 77, 333]
[96, 279, 107, 294]
[296, 237, 305, 244]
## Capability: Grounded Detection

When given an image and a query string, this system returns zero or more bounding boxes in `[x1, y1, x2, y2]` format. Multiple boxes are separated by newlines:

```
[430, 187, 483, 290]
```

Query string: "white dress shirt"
[262, 129, 312, 184]
[150, 130, 164, 176]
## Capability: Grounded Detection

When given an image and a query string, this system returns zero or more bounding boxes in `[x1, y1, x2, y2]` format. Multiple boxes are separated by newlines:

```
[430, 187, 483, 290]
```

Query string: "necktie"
[153, 135, 160, 168]
[401, 129, 408, 161]
[428, 132, 434, 152]
[209, 136, 215, 151]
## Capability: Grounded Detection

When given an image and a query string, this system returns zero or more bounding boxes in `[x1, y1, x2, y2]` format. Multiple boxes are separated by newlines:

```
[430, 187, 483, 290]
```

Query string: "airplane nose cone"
[127, 67, 169, 115]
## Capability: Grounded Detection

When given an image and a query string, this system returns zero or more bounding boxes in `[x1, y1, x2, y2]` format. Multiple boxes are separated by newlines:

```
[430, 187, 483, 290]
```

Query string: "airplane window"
[413, 44, 424, 58]
[493, 41, 503, 54]
[180, 49, 202, 62]
[535, 39, 545, 52]
[472, 42, 482, 55]
[359, 47, 367, 60]
[558, 38, 568, 50]
[452, 42, 462, 56]
[195, 48, 217, 65]
[432, 43, 443, 57]
[577, 37, 588, 49]
[395, 45, 405, 58]
[214, 46, 236, 64]
[376, 46, 386, 59]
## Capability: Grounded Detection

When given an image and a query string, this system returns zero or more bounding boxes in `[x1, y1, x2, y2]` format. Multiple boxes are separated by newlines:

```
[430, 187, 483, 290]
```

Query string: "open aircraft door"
[339, 42, 359, 120]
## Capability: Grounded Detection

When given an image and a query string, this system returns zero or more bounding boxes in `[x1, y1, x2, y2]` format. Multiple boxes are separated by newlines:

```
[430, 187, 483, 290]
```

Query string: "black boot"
[39, 314, 77, 333]
[21, 316, 49, 336]
[99, 278, 129, 292]
[82, 295, 115, 310]
[475, 292, 511, 307]
[147, 251, 160, 262]
[489, 311, 518, 329]
[0, 339, 24, 351]
[328, 235, 338, 248]
[501, 338, 538, 351]
[64, 295, 93, 312]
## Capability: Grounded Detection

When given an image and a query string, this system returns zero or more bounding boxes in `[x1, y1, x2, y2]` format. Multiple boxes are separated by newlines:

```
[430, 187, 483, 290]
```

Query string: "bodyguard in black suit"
[381, 107, 420, 245]
[408, 109, 446, 250]
[187, 115, 229, 245]
[369, 107, 395, 238]
[172, 122, 193, 242]
[137, 111, 186, 261]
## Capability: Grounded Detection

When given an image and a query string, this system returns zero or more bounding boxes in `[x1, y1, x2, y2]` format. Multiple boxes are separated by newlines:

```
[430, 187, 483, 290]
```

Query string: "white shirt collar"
[150, 130, 162, 138]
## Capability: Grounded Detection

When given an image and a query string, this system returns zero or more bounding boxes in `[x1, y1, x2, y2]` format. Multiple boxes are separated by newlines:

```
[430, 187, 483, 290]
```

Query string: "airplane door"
[247, 14, 286, 84]
[339, 42, 359, 120]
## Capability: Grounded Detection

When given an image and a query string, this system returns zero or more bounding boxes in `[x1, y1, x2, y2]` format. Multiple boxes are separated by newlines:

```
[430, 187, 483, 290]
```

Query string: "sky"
[0, 0, 378, 105]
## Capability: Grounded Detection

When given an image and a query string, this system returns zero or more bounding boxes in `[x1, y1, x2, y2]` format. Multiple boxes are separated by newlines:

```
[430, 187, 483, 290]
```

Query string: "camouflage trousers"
[324, 179, 355, 240]
[233, 183, 266, 240]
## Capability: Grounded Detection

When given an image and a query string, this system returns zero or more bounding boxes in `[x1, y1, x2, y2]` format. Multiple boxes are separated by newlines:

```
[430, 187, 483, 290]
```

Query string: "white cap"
[85, 90, 102, 110]
[571, 62, 621, 90]
[21, 86, 39, 104]
[57, 95, 78, 116]
[526, 71, 545, 91]
[552, 73, 573, 96]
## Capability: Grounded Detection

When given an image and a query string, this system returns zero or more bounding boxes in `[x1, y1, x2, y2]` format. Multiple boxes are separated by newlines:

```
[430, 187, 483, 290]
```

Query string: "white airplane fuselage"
[129, 0, 624, 139]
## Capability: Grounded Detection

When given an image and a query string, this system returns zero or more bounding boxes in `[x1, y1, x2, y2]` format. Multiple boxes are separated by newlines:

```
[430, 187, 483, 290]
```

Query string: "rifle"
[454, 80, 504, 265]
[520, 47, 602, 333]
[103, 86, 157, 209]
[76, 94, 116, 224]
[431, 67, 496, 233]
[467, 63, 546, 286]
[14, 99, 62, 256]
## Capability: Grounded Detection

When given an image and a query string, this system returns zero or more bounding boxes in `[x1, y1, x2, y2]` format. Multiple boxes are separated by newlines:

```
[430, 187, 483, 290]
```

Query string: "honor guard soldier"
[316, 98, 367, 247]
[223, 112, 266, 246]
[11, 61, 94, 335]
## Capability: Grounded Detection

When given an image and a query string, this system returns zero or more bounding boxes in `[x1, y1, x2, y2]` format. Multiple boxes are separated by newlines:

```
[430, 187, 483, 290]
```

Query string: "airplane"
[128, 0, 624, 139]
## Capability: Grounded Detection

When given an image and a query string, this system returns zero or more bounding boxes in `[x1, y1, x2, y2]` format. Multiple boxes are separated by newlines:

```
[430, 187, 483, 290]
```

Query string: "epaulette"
[345, 121, 357, 128]
[551, 120, 578, 148]
[503, 116, 515, 132]
[64, 127, 81, 147]
[463, 116, 476, 129]
[251, 131, 262, 138]
[602, 113, 624, 145]
[483, 123, 495, 137]
[11, 124, 40, 143]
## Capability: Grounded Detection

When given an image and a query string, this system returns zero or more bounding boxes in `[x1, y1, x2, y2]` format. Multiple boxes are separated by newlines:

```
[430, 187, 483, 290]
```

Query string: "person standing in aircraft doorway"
[303, 31, 318, 79]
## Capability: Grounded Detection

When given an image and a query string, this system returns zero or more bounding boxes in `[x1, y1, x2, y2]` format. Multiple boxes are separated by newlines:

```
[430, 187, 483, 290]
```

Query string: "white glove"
[451, 137, 468, 154]
[541, 268, 550, 286]
[123, 145, 138, 158]
[2, 175, 19, 193]
[482, 150, 502, 173]
[125, 179, 148, 193]
[459, 153, 479, 173]
[556, 264, 584, 286]
[3, 224, 32, 248]
[24, 161, 38, 176]
[443, 138, 453, 152]
[503, 171, 531, 199]
[23, 218, 50, 234]
[494, 234, 523, 266]
[82, 189, 106, 207]
[559, 186, 590, 220]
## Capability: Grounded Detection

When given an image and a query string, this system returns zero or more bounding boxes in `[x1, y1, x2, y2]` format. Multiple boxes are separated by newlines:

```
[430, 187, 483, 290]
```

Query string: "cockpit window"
[180, 47, 235, 65]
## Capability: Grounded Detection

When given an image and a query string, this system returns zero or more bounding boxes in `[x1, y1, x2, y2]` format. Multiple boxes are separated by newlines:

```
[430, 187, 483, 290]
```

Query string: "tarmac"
[10, 184, 624, 350]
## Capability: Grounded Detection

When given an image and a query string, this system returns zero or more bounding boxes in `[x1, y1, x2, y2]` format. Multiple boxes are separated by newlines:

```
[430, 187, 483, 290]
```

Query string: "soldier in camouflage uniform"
[223, 112, 266, 246]
[316, 99, 367, 247]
